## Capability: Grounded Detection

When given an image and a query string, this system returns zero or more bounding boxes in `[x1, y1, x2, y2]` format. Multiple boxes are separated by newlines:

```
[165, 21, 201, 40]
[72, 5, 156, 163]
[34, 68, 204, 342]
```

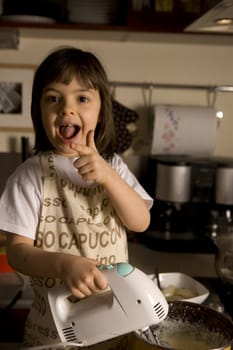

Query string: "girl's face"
[40, 77, 101, 157]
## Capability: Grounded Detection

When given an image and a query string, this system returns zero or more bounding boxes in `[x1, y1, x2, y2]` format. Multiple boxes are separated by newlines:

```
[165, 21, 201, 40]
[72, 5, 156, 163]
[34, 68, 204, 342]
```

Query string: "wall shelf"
[110, 81, 233, 93]
[0, 21, 127, 32]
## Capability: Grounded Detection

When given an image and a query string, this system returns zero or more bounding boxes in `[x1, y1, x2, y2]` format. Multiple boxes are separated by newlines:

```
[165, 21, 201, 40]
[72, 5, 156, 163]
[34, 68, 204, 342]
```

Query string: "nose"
[60, 109, 75, 117]
[60, 99, 75, 117]
[60, 108, 75, 117]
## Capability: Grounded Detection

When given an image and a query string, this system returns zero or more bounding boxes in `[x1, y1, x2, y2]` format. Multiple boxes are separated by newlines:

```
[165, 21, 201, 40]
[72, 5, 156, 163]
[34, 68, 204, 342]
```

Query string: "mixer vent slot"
[153, 302, 166, 319]
[62, 326, 79, 342]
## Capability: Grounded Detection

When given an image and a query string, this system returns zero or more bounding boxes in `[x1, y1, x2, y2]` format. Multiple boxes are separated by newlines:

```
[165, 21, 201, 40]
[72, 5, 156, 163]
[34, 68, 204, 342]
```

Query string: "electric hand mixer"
[47, 262, 169, 347]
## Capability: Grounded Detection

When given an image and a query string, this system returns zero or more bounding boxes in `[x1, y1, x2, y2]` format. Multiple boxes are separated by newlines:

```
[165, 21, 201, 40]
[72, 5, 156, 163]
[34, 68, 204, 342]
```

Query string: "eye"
[47, 95, 60, 103]
[79, 96, 88, 103]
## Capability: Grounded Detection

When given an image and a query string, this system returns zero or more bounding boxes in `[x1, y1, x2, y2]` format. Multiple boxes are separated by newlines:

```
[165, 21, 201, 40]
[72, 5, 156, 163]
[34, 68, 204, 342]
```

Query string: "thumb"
[86, 130, 97, 151]
[95, 269, 108, 290]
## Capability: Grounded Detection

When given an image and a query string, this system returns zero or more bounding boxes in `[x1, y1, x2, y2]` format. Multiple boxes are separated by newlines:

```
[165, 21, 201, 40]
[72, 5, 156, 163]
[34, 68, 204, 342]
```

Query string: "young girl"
[0, 47, 152, 349]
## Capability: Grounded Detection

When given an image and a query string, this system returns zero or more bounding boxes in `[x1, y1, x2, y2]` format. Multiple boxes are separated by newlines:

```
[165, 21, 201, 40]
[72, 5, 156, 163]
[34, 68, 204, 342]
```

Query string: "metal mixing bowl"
[131, 301, 233, 350]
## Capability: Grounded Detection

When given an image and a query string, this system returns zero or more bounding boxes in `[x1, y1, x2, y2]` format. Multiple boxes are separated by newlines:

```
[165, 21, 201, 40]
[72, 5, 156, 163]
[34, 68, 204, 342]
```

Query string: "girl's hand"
[6, 234, 108, 299]
[71, 130, 113, 185]
[71, 130, 150, 233]
[60, 254, 108, 299]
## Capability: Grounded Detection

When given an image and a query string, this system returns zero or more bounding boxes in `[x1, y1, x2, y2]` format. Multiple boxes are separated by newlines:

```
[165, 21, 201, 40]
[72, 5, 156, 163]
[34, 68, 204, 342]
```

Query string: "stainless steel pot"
[130, 301, 233, 350]
[155, 158, 191, 203]
[215, 162, 233, 205]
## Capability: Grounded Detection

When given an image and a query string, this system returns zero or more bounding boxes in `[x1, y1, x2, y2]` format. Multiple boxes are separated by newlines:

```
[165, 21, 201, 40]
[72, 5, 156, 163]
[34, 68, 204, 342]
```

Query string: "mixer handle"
[47, 263, 134, 301]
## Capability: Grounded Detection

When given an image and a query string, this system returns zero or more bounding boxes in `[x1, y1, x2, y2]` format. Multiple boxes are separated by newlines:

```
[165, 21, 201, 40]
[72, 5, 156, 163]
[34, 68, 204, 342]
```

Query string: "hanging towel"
[151, 104, 217, 156]
[112, 99, 139, 154]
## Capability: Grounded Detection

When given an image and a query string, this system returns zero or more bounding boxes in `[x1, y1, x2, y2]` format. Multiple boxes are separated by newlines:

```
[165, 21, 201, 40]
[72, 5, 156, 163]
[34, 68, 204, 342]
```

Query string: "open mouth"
[59, 124, 81, 140]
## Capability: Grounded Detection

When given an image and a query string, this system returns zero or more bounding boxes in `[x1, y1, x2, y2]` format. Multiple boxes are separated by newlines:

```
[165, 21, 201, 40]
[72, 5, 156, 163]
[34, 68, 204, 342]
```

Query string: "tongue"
[60, 125, 76, 139]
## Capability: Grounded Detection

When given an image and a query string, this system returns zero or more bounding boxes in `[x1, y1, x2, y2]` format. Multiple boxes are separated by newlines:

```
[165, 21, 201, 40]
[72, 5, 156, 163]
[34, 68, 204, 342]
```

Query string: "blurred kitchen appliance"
[0, 152, 21, 195]
[210, 159, 233, 247]
[213, 233, 233, 285]
[142, 155, 233, 253]
[0, 137, 31, 196]
[211, 160, 233, 290]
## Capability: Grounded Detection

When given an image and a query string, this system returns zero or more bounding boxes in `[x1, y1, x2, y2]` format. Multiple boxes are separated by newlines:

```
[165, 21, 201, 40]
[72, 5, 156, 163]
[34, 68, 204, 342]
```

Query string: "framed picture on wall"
[0, 65, 35, 131]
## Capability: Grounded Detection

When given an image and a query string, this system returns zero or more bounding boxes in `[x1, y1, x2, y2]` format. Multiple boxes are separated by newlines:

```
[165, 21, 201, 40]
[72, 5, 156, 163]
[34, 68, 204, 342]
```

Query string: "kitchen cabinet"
[0, 0, 223, 35]
[0, 11, 198, 34]
[126, 10, 197, 33]
[0, 308, 29, 343]
[0, 240, 29, 345]
[0, 271, 33, 343]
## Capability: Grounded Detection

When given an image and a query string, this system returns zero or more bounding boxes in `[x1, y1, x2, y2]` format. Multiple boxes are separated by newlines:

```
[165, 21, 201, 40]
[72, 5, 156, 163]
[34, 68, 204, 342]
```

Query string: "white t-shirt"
[0, 152, 153, 239]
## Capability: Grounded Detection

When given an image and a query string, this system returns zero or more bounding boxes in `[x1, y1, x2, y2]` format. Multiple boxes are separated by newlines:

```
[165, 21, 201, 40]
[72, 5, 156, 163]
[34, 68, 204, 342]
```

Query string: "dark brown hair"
[31, 46, 115, 159]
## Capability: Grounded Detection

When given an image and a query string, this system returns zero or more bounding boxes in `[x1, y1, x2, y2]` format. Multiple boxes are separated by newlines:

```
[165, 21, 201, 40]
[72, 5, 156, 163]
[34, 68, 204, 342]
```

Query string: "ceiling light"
[214, 17, 233, 24]
[216, 110, 224, 119]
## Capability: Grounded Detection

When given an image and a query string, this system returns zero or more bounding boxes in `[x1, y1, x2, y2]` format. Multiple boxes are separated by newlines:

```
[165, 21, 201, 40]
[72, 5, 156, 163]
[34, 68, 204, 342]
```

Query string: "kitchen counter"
[128, 241, 217, 277]
[0, 272, 33, 309]
[128, 241, 233, 320]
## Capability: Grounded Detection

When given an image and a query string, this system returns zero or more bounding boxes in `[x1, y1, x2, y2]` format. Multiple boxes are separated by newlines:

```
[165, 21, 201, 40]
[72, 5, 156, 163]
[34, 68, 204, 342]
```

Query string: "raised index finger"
[86, 130, 97, 151]
[70, 142, 91, 156]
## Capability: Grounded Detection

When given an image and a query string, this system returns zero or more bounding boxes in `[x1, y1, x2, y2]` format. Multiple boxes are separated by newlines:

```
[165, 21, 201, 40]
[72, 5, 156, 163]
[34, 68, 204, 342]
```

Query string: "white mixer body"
[47, 263, 168, 346]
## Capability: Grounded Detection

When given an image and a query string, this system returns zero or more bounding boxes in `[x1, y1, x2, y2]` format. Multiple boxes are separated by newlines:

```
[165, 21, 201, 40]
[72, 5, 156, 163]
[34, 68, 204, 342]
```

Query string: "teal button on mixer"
[98, 264, 114, 270]
[98, 263, 134, 275]
[116, 262, 134, 276]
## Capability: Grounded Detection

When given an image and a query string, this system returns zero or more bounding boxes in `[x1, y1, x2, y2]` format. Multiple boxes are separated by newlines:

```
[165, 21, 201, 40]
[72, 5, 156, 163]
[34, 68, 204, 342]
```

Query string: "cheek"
[40, 105, 47, 125]
[41, 114, 49, 129]
[84, 113, 100, 129]
[41, 106, 54, 128]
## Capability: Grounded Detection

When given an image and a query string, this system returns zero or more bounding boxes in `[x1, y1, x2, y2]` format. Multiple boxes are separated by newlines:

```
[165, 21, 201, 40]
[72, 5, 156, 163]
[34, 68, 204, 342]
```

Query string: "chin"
[55, 144, 76, 157]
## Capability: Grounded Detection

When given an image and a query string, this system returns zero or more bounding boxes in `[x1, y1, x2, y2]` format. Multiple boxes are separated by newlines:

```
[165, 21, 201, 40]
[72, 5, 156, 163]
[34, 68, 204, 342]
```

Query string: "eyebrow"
[42, 87, 91, 94]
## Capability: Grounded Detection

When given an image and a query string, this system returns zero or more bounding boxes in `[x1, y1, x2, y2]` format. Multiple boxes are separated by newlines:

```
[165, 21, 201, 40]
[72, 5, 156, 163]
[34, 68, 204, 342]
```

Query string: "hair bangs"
[52, 64, 97, 91]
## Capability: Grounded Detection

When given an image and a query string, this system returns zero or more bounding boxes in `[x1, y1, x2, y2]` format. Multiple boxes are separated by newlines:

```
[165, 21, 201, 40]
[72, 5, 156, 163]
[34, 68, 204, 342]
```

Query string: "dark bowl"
[132, 301, 233, 350]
